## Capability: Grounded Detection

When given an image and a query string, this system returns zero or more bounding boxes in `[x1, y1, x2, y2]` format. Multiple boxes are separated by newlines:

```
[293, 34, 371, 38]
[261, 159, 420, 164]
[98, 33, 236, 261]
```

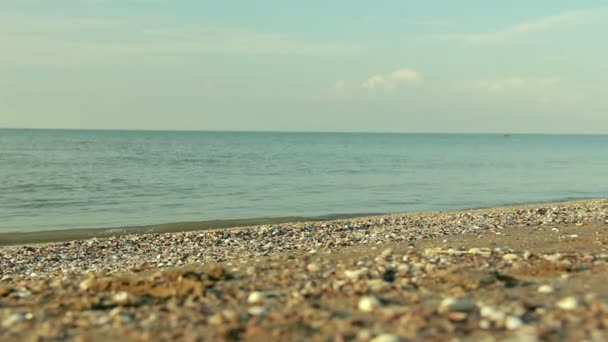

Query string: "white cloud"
[194, 29, 359, 56]
[436, 8, 601, 45]
[361, 68, 421, 89]
[334, 80, 347, 89]
[471, 77, 560, 92]
[467, 76, 586, 105]
[0, 12, 359, 67]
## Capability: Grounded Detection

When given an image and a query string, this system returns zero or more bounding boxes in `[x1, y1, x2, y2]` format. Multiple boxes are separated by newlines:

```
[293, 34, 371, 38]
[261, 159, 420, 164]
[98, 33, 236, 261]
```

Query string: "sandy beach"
[1, 199, 607, 341]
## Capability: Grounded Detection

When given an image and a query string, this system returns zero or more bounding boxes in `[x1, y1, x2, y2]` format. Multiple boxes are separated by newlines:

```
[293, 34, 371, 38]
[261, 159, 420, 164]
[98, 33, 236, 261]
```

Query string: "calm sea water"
[1, 129, 607, 233]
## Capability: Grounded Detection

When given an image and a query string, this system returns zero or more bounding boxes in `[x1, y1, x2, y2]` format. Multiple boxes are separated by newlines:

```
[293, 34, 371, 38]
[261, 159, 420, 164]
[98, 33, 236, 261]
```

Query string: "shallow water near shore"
[1, 129, 607, 234]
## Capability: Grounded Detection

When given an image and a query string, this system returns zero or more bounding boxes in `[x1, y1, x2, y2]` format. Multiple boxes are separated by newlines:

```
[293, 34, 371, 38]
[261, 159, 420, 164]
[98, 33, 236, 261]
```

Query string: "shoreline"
[1, 197, 604, 246]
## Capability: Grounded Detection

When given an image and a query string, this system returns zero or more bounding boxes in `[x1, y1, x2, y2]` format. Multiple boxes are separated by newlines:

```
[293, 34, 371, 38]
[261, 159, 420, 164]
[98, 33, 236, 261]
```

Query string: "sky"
[1, 0, 607, 133]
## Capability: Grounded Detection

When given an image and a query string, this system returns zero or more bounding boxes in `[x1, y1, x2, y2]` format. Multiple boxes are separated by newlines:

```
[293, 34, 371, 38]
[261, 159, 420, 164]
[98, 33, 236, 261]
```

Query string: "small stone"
[357, 330, 373, 341]
[368, 279, 389, 292]
[358, 296, 381, 312]
[112, 291, 132, 306]
[502, 253, 519, 261]
[538, 285, 554, 293]
[380, 248, 393, 258]
[2, 313, 26, 328]
[511, 329, 541, 342]
[222, 310, 237, 322]
[370, 334, 401, 342]
[480, 306, 505, 322]
[447, 312, 468, 321]
[439, 297, 476, 313]
[306, 263, 320, 273]
[468, 247, 492, 256]
[247, 306, 267, 316]
[584, 293, 598, 303]
[505, 316, 523, 330]
[397, 264, 410, 275]
[12, 289, 31, 298]
[247, 291, 265, 305]
[309, 249, 318, 255]
[208, 313, 224, 325]
[556, 296, 578, 310]
[79, 277, 95, 291]
[479, 319, 491, 329]
[344, 268, 367, 280]
[543, 254, 561, 262]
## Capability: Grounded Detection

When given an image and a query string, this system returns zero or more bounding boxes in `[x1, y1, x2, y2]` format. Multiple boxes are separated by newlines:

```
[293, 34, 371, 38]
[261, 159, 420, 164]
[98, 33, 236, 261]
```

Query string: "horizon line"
[1, 127, 607, 136]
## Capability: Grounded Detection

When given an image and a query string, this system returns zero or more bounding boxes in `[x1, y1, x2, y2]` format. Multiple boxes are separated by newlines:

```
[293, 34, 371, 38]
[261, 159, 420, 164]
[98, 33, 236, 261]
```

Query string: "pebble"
[505, 316, 524, 330]
[357, 330, 373, 341]
[247, 306, 267, 316]
[208, 313, 224, 325]
[358, 296, 381, 312]
[543, 254, 561, 262]
[556, 297, 578, 310]
[480, 306, 506, 322]
[112, 291, 132, 306]
[380, 248, 393, 258]
[370, 334, 401, 342]
[537, 285, 554, 293]
[247, 291, 265, 305]
[397, 264, 410, 275]
[344, 269, 367, 280]
[2, 313, 27, 328]
[479, 319, 491, 329]
[511, 330, 541, 342]
[79, 277, 95, 291]
[447, 312, 468, 321]
[306, 263, 320, 273]
[439, 297, 476, 313]
[502, 253, 519, 261]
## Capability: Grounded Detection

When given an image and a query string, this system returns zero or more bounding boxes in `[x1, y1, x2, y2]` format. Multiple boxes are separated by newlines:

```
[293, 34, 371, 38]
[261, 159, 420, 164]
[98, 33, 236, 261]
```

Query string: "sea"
[1, 129, 607, 234]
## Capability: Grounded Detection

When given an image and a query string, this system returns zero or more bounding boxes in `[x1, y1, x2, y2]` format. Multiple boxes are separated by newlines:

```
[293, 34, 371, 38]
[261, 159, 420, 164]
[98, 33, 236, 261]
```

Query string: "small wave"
[3, 183, 39, 191]
[5, 199, 94, 210]
[381, 200, 423, 206]
[3, 183, 74, 193]
[176, 158, 222, 164]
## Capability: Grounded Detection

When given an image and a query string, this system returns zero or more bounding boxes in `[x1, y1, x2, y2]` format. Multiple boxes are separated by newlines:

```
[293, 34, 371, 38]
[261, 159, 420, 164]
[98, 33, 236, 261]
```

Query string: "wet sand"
[1, 199, 607, 341]
[0, 216, 320, 247]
